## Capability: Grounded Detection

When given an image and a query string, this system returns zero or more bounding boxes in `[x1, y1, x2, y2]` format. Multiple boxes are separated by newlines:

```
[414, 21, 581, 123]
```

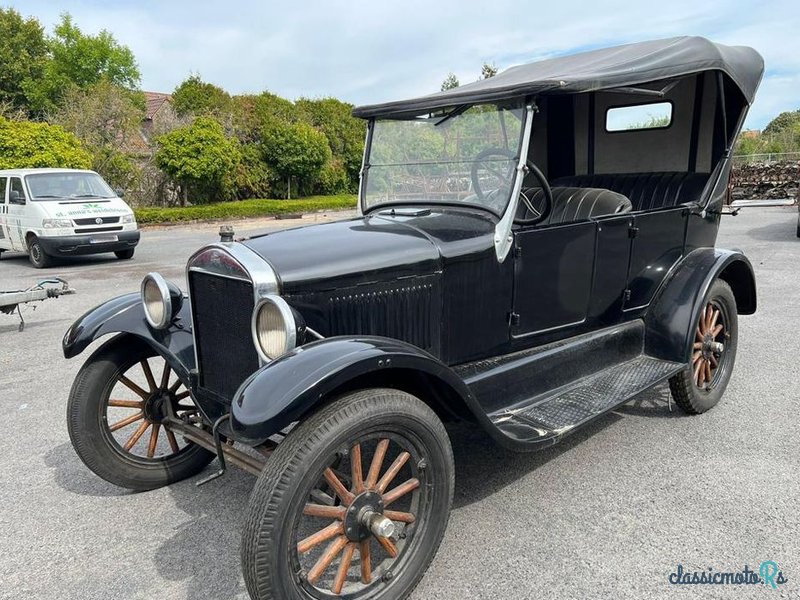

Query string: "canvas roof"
[353, 36, 764, 119]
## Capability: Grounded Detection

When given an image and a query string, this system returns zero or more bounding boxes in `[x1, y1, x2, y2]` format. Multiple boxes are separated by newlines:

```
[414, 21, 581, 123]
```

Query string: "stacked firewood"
[730, 161, 800, 201]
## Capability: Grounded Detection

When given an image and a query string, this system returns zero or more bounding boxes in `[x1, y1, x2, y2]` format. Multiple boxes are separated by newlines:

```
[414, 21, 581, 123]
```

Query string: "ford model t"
[64, 37, 763, 599]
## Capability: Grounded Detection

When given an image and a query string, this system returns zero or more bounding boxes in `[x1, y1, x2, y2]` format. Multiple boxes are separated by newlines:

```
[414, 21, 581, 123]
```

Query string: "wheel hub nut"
[364, 511, 395, 539]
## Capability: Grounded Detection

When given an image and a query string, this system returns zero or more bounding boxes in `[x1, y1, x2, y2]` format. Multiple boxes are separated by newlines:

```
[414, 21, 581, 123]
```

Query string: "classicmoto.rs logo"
[668, 562, 789, 589]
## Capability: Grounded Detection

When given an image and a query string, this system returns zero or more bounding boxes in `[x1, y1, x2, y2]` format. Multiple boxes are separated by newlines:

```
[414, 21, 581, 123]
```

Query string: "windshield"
[25, 172, 115, 201]
[364, 103, 525, 215]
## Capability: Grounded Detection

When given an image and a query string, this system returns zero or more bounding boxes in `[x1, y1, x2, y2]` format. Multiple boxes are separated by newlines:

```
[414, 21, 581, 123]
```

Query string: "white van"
[0, 168, 140, 268]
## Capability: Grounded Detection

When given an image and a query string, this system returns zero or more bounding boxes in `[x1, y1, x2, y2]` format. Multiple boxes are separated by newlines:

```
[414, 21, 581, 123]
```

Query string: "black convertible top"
[353, 36, 764, 119]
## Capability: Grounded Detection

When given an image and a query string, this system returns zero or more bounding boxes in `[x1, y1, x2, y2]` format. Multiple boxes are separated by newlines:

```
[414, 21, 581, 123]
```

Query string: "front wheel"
[28, 236, 54, 268]
[242, 388, 454, 600]
[67, 336, 214, 490]
[669, 279, 738, 414]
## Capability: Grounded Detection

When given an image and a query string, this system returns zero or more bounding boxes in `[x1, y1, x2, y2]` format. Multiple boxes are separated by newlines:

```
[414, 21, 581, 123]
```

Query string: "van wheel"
[28, 236, 53, 268]
[242, 388, 454, 600]
[669, 279, 738, 414]
[115, 249, 135, 260]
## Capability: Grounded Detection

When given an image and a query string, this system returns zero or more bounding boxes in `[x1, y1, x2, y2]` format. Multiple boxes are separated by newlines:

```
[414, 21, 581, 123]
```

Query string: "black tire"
[242, 388, 454, 600]
[27, 235, 53, 268]
[67, 335, 214, 491]
[115, 249, 135, 260]
[669, 279, 738, 414]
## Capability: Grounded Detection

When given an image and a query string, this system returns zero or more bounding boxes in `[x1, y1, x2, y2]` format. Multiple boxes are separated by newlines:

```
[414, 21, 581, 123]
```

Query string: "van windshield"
[26, 172, 115, 201]
[363, 102, 525, 216]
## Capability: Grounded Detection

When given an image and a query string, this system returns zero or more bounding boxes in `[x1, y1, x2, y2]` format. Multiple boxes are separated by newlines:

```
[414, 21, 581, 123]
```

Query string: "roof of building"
[143, 91, 172, 120]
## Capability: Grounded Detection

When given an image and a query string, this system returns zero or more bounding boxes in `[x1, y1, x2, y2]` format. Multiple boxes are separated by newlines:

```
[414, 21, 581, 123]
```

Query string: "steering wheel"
[470, 147, 553, 225]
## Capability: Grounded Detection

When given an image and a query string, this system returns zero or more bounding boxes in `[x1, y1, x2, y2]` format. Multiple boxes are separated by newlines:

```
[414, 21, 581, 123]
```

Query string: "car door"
[7, 177, 28, 251]
[511, 220, 597, 338]
[0, 177, 9, 250]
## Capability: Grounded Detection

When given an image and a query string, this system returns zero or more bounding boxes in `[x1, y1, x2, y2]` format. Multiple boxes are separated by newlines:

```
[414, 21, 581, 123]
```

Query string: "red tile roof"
[144, 91, 172, 120]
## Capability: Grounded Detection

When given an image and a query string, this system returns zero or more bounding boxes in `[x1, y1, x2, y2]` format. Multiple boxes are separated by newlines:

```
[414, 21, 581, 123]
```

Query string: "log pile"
[731, 161, 800, 201]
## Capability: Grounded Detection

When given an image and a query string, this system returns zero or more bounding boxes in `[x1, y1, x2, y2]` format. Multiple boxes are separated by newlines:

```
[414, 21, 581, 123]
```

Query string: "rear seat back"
[551, 172, 709, 211]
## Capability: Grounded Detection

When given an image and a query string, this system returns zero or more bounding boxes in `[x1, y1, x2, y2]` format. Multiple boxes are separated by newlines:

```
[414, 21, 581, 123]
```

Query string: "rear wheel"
[242, 388, 454, 600]
[67, 336, 214, 490]
[669, 279, 738, 414]
[115, 249, 135, 260]
[27, 235, 53, 268]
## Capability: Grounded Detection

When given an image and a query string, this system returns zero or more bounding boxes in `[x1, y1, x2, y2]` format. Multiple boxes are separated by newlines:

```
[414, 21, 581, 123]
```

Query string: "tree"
[296, 97, 365, 190]
[0, 9, 47, 114]
[441, 73, 459, 91]
[763, 110, 800, 137]
[26, 13, 141, 115]
[480, 63, 498, 79]
[261, 121, 331, 199]
[155, 117, 241, 205]
[0, 116, 92, 169]
[50, 80, 146, 188]
[171, 75, 231, 117]
[232, 91, 298, 142]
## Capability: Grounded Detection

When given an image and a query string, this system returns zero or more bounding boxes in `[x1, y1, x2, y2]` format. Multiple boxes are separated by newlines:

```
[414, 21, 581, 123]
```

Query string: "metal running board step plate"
[490, 356, 684, 445]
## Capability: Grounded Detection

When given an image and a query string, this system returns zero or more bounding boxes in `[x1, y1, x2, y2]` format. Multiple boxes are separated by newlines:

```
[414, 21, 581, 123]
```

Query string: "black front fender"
[230, 336, 486, 444]
[62, 293, 196, 381]
[645, 248, 756, 363]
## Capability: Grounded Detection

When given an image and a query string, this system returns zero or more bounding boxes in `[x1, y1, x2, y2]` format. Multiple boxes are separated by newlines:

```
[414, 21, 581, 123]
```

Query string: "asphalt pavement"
[0, 207, 797, 600]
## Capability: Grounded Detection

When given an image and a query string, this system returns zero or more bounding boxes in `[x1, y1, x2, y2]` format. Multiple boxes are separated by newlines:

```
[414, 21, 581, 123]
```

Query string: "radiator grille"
[189, 271, 260, 401]
[74, 216, 120, 225]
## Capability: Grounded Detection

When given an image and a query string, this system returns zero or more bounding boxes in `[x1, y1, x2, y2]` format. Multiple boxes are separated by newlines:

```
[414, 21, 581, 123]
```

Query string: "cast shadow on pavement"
[42, 382, 680, 599]
[447, 383, 680, 509]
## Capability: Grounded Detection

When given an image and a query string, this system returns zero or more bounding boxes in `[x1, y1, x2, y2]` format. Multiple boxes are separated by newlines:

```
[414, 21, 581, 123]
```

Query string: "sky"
[9, 0, 800, 129]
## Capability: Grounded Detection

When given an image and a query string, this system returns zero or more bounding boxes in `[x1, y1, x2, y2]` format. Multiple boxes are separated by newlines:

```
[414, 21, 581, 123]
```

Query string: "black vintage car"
[64, 37, 764, 599]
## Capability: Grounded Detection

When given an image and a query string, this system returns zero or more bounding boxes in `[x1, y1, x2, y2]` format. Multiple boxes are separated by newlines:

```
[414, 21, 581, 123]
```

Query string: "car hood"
[242, 208, 496, 293]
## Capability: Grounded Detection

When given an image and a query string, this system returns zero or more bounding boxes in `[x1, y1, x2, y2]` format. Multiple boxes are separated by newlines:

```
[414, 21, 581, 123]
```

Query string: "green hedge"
[134, 194, 357, 225]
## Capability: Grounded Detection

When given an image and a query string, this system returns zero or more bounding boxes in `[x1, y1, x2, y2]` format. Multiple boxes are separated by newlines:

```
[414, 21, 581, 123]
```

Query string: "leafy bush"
[0, 116, 92, 168]
[261, 121, 331, 198]
[134, 194, 357, 224]
[172, 75, 231, 117]
[155, 116, 241, 204]
[313, 158, 351, 195]
[234, 143, 277, 199]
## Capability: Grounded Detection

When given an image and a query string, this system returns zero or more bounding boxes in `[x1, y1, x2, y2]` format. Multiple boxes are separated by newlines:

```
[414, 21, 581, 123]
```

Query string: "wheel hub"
[343, 490, 385, 541]
[143, 391, 172, 422]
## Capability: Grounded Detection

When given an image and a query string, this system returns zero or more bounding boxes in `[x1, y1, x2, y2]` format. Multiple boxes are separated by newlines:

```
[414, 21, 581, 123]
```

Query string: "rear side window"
[605, 101, 672, 132]
[10, 177, 26, 200]
[0, 178, 6, 202]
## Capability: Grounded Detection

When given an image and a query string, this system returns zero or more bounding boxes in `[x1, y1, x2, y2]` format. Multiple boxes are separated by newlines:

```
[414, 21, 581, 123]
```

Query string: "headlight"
[141, 273, 183, 329]
[42, 218, 72, 228]
[252, 296, 297, 361]
[122, 213, 136, 224]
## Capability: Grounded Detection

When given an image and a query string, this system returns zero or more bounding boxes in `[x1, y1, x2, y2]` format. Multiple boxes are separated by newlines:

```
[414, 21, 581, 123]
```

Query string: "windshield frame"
[359, 101, 530, 219]
[24, 171, 116, 201]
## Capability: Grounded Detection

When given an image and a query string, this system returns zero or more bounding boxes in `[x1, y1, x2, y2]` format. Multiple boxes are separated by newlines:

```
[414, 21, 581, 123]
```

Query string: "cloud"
[11, 0, 799, 128]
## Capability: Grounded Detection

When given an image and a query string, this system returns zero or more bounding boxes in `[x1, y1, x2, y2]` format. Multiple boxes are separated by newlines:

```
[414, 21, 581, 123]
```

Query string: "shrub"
[134, 194, 357, 224]
[0, 116, 92, 169]
[261, 121, 331, 198]
[155, 116, 241, 204]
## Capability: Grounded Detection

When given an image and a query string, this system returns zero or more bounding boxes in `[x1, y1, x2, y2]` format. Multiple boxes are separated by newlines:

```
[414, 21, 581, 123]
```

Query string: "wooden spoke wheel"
[105, 355, 199, 459]
[691, 301, 728, 390]
[242, 389, 454, 600]
[67, 336, 214, 490]
[669, 279, 738, 414]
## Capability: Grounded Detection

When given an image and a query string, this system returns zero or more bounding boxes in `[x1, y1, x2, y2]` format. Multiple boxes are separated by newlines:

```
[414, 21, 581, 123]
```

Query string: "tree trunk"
[182, 184, 188, 207]
[287, 176, 291, 200]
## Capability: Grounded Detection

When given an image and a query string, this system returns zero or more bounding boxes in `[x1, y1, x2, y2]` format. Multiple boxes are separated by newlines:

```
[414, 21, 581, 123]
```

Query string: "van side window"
[0, 178, 6, 202]
[10, 177, 26, 201]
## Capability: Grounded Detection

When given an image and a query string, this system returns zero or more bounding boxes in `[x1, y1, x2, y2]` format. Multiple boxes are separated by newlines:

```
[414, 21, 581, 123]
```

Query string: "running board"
[489, 355, 683, 445]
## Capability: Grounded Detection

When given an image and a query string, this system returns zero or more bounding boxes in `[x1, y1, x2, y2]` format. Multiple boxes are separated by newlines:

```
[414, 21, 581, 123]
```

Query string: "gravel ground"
[0, 206, 797, 600]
